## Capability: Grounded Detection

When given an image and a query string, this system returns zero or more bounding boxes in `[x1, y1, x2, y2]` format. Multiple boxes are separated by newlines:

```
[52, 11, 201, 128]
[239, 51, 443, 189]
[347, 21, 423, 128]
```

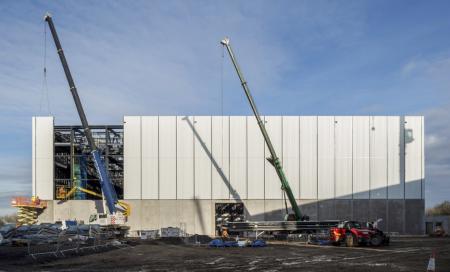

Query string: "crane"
[221, 37, 304, 221]
[44, 13, 129, 218]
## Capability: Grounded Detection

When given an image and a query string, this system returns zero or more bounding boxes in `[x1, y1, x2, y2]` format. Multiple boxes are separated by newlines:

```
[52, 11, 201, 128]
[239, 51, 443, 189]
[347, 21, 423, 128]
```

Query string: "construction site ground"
[0, 236, 448, 271]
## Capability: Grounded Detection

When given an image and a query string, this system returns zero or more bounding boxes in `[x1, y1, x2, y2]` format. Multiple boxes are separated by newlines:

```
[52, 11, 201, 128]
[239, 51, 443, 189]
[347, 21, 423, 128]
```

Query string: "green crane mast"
[221, 37, 304, 221]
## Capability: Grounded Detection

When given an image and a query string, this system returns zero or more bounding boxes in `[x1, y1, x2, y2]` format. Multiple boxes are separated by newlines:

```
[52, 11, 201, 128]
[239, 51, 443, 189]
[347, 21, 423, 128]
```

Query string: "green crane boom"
[221, 37, 303, 221]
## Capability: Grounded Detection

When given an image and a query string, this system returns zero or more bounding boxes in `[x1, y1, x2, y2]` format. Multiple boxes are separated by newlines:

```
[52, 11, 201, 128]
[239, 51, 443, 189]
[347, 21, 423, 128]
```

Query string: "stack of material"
[161, 227, 182, 237]
[139, 230, 159, 240]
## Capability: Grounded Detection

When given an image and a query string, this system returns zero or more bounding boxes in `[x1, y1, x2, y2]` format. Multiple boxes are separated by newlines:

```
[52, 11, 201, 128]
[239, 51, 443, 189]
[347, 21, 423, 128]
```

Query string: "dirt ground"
[0, 237, 449, 271]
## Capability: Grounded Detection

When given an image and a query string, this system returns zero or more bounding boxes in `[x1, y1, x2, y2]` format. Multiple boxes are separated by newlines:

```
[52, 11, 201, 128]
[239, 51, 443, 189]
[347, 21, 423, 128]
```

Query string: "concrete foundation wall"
[39, 199, 425, 236]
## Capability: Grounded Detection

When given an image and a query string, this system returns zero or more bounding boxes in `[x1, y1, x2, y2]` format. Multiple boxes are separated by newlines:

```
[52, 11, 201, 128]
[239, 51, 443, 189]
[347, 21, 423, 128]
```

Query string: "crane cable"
[220, 44, 225, 173]
[39, 21, 52, 115]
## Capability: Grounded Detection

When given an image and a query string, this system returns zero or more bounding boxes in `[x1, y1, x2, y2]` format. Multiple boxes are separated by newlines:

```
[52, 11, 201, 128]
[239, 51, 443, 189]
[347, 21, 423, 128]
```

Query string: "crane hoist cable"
[39, 21, 51, 115]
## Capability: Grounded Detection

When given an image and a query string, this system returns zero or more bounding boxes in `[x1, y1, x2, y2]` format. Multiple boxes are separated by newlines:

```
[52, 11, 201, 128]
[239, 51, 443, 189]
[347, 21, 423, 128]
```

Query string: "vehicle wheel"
[370, 234, 382, 246]
[332, 241, 340, 246]
[383, 237, 390, 246]
[345, 234, 358, 247]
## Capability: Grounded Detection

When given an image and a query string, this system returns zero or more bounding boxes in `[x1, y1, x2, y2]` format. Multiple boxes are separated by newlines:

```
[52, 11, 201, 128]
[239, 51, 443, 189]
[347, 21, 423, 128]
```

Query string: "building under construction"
[32, 115, 425, 235]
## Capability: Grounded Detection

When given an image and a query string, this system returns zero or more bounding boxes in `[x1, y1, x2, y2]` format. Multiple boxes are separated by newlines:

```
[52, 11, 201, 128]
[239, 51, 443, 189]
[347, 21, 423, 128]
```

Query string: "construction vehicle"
[11, 197, 47, 226]
[220, 37, 304, 222]
[220, 37, 339, 235]
[43, 13, 130, 225]
[330, 221, 390, 247]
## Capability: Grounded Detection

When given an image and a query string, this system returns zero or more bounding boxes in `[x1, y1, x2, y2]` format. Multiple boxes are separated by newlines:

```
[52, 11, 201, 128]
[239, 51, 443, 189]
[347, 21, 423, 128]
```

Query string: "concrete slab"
[193, 200, 213, 236]
[53, 200, 98, 223]
[140, 200, 160, 231]
[176, 200, 196, 235]
[125, 200, 142, 233]
[353, 199, 370, 222]
[318, 199, 335, 221]
[37, 200, 54, 223]
[335, 199, 352, 220]
[369, 199, 387, 231]
[387, 199, 404, 233]
[159, 200, 179, 229]
[243, 200, 265, 221]
[298, 200, 318, 221]
[405, 199, 425, 234]
[264, 200, 285, 221]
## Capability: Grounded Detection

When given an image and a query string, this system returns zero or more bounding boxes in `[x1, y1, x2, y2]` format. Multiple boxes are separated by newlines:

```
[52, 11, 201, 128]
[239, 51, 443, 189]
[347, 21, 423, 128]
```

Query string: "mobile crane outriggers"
[44, 13, 130, 224]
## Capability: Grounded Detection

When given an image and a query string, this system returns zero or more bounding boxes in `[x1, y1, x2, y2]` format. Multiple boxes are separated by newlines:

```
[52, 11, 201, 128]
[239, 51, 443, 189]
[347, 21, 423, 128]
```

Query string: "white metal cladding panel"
[124, 116, 142, 199]
[141, 116, 159, 199]
[334, 116, 353, 199]
[32, 118, 36, 196]
[387, 117, 404, 199]
[299, 116, 318, 199]
[159, 116, 177, 199]
[211, 116, 230, 199]
[247, 116, 265, 199]
[352, 116, 370, 199]
[317, 116, 335, 199]
[370, 116, 388, 199]
[282, 116, 300, 199]
[405, 116, 423, 199]
[229, 116, 247, 200]
[33, 117, 54, 200]
[264, 116, 283, 199]
[421, 117, 425, 199]
[194, 116, 212, 199]
[177, 116, 194, 199]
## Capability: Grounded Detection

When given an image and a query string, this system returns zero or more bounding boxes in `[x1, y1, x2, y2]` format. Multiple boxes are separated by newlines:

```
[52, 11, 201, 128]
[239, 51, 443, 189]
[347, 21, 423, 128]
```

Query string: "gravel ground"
[0, 237, 449, 271]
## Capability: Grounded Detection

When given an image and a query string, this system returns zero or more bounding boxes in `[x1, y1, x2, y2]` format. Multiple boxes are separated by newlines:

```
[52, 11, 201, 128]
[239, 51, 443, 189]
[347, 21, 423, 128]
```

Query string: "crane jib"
[221, 37, 303, 221]
[44, 13, 118, 214]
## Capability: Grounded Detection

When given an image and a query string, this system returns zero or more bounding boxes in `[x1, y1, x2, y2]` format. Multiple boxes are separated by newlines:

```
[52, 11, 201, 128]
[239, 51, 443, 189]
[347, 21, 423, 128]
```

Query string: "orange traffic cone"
[427, 250, 436, 272]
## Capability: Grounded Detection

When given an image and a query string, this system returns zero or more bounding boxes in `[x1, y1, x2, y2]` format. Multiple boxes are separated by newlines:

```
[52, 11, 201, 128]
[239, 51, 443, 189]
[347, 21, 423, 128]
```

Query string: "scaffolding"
[54, 125, 124, 200]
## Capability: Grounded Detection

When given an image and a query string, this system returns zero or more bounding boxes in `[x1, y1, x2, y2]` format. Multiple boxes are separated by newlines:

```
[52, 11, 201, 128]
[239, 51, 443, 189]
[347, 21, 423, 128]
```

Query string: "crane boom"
[221, 37, 303, 221]
[44, 13, 118, 214]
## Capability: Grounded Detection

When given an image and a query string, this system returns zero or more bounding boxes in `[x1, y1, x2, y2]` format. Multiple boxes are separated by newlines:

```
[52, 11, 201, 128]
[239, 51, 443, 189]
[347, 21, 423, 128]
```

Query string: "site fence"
[25, 225, 126, 260]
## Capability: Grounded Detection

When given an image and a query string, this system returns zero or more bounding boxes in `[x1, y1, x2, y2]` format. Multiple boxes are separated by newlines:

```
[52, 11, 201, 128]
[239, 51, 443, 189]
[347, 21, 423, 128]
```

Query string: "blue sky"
[0, 0, 449, 215]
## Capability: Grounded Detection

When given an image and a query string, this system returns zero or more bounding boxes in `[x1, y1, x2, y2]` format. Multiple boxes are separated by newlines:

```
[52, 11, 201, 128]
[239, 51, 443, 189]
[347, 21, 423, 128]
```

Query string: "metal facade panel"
[124, 116, 142, 199]
[211, 116, 230, 199]
[317, 116, 335, 199]
[247, 116, 265, 199]
[387, 117, 404, 199]
[32, 117, 36, 196]
[229, 116, 247, 200]
[194, 116, 212, 199]
[33, 117, 54, 200]
[141, 116, 159, 199]
[282, 116, 300, 199]
[421, 117, 425, 200]
[353, 116, 370, 199]
[370, 116, 388, 199]
[264, 116, 283, 199]
[335, 116, 353, 199]
[176, 116, 194, 199]
[159, 116, 177, 199]
[405, 116, 423, 199]
[299, 116, 318, 199]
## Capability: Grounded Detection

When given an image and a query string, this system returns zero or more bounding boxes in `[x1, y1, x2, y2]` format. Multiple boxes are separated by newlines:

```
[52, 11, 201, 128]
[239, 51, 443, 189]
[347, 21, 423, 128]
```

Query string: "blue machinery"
[44, 13, 122, 215]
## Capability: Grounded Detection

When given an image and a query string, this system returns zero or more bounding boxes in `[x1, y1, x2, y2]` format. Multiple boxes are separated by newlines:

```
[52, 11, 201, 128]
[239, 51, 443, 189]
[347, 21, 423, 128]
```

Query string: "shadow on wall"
[182, 116, 424, 234]
[243, 179, 425, 235]
[183, 117, 249, 215]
